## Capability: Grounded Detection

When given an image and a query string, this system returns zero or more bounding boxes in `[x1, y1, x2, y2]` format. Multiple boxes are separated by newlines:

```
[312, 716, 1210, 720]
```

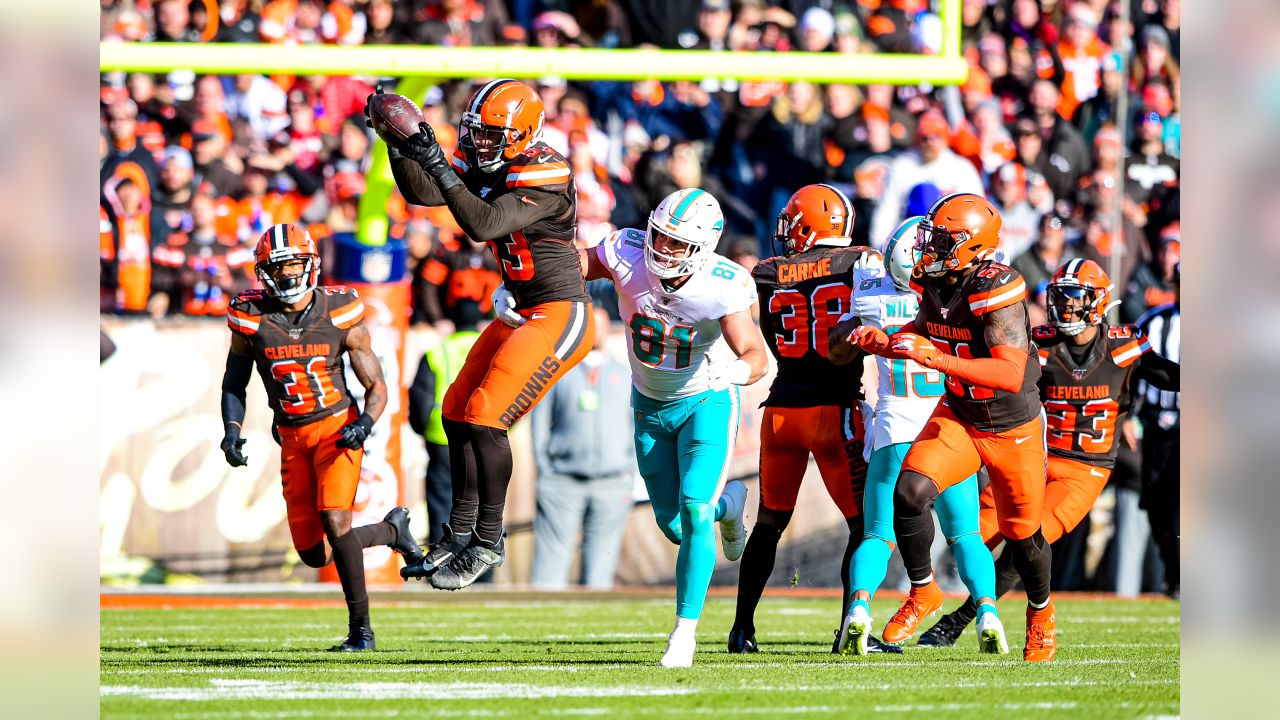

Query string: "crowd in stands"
[100, 0, 1180, 591]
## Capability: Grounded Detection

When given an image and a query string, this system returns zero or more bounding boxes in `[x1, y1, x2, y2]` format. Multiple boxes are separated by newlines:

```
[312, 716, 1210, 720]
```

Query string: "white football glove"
[707, 357, 751, 392]
[491, 284, 525, 328]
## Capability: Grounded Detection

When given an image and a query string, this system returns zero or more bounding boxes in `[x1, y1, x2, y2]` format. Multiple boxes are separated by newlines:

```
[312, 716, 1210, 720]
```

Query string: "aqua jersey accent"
[423, 330, 481, 444]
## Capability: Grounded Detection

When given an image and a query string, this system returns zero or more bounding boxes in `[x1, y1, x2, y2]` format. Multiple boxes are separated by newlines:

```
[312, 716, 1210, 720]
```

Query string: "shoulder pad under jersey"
[505, 144, 572, 190]
[320, 285, 365, 330]
[966, 262, 1027, 316]
[227, 289, 267, 335]
[1108, 324, 1152, 367]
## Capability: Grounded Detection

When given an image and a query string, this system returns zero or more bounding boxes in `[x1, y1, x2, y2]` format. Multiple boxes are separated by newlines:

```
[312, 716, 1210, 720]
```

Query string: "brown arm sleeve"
[389, 154, 447, 207]
[441, 184, 568, 242]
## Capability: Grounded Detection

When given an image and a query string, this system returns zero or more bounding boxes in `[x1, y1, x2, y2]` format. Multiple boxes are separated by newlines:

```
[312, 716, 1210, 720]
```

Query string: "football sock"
[894, 509, 936, 584]
[330, 529, 370, 628]
[850, 538, 893, 602]
[949, 531, 997, 606]
[443, 418, 478, 534]
[994, 546, 1022, 598]
[950, 598, 979, 625]
[839, 518, 863, 619]
[675, 500, 717, 620]
[733, 522, 783, 633]
[1008, 530, 1053, 607]
[470, 423, 513, 546]
[714, 494, 728, 521]
[353, 521, 395, 549]
[673, 616, 698, 637]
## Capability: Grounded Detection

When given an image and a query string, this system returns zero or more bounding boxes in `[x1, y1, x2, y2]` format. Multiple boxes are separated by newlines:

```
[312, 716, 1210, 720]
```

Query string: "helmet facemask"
[257, 252, 318, 304]
[460, 113, 523, 173]
[915, 220, 970, 276]
[1047, 283, 1098, 336]
[645, 221, 712, 280]
[774, 210, 806, 255]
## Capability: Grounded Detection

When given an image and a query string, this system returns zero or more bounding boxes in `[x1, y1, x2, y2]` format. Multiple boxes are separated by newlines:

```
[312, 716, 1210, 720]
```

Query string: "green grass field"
[101, 593, 1179, 719]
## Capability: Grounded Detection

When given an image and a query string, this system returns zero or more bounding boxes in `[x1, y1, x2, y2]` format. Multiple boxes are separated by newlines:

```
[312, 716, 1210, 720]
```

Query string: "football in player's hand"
[366, 91, 424, 147]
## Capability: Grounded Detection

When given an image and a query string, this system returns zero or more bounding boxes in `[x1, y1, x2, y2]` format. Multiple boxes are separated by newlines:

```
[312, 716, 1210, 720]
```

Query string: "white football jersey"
[851, 264, 947, 451]
[598, 228, 757, 401]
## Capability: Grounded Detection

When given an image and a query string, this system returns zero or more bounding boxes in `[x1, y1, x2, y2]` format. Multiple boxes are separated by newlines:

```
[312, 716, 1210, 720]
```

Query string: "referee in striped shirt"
[1127, 262, 1180, 597]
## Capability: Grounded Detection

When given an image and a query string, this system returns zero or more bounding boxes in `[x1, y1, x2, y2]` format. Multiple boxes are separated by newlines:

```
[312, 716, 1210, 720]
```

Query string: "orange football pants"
[443, 300, 594, 429]
[901, 402, 1047, 541]
[278, 406, 362, 551]
[759, 405, 866, 519]
[979, 454, 1112, 549]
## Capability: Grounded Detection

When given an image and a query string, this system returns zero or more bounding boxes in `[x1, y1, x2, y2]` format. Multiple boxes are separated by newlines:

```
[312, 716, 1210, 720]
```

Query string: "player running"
[828, 217, 1006, 655]
[728, 184, 887, 655]
[380, 80, 595, 589]
[581, 188, 767, 668]
[221, 224, 423, 652]
[842, 193, 1058, 661]
[918, 258, 1179, 646]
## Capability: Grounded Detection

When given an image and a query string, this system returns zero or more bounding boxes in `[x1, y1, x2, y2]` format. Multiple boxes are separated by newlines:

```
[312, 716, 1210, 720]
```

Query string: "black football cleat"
[727, 628, 758, 654]
[383, 507, 424, 564]
[918, 609, 972, 648]
[401, 524, 470, 580]
[430, 536, 504, 590]
[328, 625, 375, 652]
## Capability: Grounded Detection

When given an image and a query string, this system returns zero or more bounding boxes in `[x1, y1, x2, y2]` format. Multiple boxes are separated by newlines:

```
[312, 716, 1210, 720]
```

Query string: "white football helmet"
[645, 188, 724, 280]
[885, 216, 924, 294]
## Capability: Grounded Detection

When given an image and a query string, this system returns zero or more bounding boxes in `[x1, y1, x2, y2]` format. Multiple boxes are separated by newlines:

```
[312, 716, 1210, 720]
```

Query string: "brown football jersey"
[449, 141, 590, 308]
[227, 286, 365, 427]
[753, 245, 869, 408]
[1034, 323, 1153, 468]
[910, 260, 1042, 433]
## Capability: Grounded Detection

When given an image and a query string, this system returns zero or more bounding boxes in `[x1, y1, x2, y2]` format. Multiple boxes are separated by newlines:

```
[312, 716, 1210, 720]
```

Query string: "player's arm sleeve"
[926, 302, 1027, 393]
[407, 356, 434, 437]
[441, 184, 567, 242]
[389, 152, 447, 206]
[221, 338, 253, 435]
[1133, 348, 1180, 392]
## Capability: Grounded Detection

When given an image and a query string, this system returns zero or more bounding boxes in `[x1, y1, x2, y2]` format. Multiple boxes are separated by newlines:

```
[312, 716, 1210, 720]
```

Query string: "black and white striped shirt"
[1135, 303, 1180, 428]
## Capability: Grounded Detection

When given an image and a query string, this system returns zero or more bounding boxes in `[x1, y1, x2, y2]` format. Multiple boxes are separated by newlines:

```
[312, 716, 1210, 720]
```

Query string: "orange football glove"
[890, 332, 941, 368]
[850, 325, 890, 354]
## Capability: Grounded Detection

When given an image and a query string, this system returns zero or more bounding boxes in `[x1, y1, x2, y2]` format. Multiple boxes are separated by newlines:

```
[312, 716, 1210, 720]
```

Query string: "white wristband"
[724, 358, 751, 386]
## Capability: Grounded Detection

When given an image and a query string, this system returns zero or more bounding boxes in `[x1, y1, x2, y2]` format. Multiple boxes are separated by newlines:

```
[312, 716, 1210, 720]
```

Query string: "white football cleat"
[976, 609, 1010, 654]
[660, 629, 697, 668]
[718, 480, 747, 561]
[837, 603, 873, 656]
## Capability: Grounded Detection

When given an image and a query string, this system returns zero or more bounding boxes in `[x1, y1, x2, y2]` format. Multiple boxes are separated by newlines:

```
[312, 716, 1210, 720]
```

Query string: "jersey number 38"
[768, 283, 849, 358]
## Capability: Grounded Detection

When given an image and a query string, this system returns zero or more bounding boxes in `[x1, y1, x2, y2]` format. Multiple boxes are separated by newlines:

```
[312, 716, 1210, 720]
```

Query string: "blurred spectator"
[1073, 51, 1125, 147]
[155, 147, 197, 238]
[225, 74, 290, 140]
[1027, 78, 1090, 202]
[1126, 111, 1179, 208]
[150, 193, 255, 317]
[694, 0, 733, 51]
[191, 121, 243, 198]
[532, 11, 585, 47]
[570, 132, 617, 246]
[1156, 0, 1181, 62]
[1132, 24, 1179, 90]
[796, 7, 835, 53]
[1012, 212, 1079, 321]
[990, 162, 1038, 261]
[871, 110, 983, 248]
[618, 0, 701, 49]
[405, 220, 437, 327]
[530, 311, 635, 590]
[363, 0, 406, 45]
[103, 174, 163, 315]
[1055, 3, 1107, 120]
[409, 299, 485, 546]
[415, 0, 500, 47]
[416, 233, 501, 327]
[102, 99, 160, 195]
[1121, 227, 1180, 324]
[850, 157, 890, 248]
[215, 0, 264, 43]
[154, 0, 202, 42]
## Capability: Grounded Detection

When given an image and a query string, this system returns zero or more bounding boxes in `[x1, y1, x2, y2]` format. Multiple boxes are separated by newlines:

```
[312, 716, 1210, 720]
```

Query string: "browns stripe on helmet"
[460, 79, 545, 173]
[253, 224, 320, 304]
[1048, 258, 1115, 336]
[775, 183, 855, 255]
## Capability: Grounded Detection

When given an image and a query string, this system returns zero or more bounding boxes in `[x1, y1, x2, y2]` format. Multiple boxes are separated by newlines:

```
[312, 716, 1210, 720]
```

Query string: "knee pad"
[298, 541, 328, 569]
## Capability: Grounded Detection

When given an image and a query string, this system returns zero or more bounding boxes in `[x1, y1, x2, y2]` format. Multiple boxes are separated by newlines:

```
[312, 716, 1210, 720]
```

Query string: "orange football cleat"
[882, 580, 944, 644]
[1024, 600, 1058, 662]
